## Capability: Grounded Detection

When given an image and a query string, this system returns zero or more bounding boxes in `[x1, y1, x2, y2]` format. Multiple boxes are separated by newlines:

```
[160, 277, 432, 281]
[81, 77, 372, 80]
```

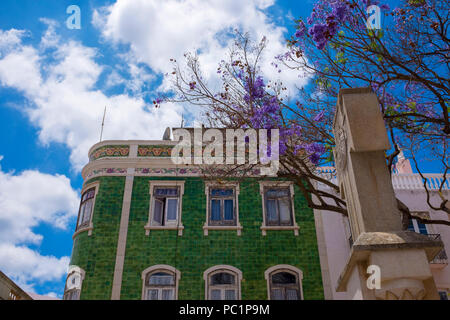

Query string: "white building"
[314, 153, 449, 300]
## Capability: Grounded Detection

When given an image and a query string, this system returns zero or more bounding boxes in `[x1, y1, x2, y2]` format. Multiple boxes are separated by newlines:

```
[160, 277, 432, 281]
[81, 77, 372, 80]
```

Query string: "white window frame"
[264, 265, 304, 300]
[203, 181, 242, 236]
[259, 181, 299, 236]
[145, 181, 185, 236]
[73, 181, 100, 238]
[203, 265, 242, 300]
[141, 265, 181, 300]
[63, 267, 86, 300]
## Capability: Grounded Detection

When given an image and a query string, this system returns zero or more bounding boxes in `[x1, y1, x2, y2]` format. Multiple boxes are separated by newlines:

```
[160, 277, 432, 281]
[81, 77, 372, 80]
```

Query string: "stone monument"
[333, 87, 443, 300]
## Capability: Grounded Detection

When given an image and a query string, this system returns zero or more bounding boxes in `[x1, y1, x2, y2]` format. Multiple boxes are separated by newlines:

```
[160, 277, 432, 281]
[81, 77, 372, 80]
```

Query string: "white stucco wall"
[315, 177, 450, 300]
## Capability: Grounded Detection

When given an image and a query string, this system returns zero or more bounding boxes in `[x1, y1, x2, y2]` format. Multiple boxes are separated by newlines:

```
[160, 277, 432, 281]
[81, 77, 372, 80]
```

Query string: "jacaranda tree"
[159, 0, 449, 226]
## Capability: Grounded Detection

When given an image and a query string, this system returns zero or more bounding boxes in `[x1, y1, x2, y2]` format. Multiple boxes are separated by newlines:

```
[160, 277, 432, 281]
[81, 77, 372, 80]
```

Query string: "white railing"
[315, 167, 449, 191]
[392, 173, 450, 191]
[315, 167, 338, 188]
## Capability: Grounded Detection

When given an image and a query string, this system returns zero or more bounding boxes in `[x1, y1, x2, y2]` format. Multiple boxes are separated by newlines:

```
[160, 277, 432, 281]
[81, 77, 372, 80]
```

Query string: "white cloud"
[0, 29, 28, 53]
[0, 2, 306, 171]
[0, 166, 79, 244]
[0, 244, 70, 289]
[95, 0, 305, 95]
[0, 24, 182, 171]
[0, 159, 79, 292]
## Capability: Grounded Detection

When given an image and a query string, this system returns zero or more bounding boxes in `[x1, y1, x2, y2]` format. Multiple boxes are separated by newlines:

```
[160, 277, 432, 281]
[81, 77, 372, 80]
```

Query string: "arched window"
[204, 265, 242, 300]
[141, 265, 180, 300]
[76, 186, 97, 231]
[265, 265, 303, 300]
[63, 266, 85, 300]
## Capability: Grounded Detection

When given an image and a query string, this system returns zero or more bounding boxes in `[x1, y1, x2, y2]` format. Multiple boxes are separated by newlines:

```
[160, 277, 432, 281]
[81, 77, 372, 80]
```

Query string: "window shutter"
[210, 289, 221, 300]
[271, 288, 283, 300]
[266, 199, 277, 222]
[417, 220, 428, 235]
[278, 198, 291, 224]
[225, 289, 236, 300]
[162, 289, 173, 300]
[166, 198, 178, 221]
[153, 199, 164, 225]
[211, 199, 221, 221]
[78, 203, 86, 226]
[147, 289, 158, 300]
[286, 289, 299, 300]
[224, 199, 234, 220]
[82, 199, 93, 224]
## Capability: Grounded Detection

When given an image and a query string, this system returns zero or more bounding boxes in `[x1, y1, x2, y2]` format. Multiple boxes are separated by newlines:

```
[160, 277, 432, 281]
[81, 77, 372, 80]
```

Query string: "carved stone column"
[333, 88, 442, 300]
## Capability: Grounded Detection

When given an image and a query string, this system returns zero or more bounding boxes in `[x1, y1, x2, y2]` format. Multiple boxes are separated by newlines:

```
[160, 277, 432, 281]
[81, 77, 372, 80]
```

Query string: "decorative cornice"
[89, 145, 129, 161]
[138, 145, 173, 157]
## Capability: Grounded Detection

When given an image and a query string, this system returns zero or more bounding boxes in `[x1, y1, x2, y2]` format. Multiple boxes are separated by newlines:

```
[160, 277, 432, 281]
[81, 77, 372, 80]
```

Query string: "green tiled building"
[64, 131, 324, 300]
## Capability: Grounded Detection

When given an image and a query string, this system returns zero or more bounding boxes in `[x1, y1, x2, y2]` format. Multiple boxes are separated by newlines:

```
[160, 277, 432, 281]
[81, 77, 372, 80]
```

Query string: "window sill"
[203, 224, 243, 236]
[260, 224, 299, 236]
[144, 224, 184, 236]
[72, 224, 94, 239]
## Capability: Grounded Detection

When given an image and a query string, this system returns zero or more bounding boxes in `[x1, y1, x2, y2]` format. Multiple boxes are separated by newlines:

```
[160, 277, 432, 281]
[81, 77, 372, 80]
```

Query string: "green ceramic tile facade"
[70, 176, 125, 300]
[70, 176, 324, 300]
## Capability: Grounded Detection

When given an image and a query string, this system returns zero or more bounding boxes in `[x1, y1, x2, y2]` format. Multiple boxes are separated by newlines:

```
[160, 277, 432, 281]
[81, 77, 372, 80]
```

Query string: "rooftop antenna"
[99, 106, 106, 142]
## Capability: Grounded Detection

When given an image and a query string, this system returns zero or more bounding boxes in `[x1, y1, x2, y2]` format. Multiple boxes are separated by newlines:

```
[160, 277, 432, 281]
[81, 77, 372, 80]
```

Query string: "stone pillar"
[333, 88, 442, 300]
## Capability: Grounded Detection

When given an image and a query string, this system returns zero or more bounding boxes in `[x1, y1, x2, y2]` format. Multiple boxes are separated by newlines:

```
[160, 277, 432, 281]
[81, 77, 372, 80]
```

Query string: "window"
[259, 182, 299, 236]
[77, 188, 95, 229]
[152, 187, 179, 225]
[141, 265, 180, 300]
[145, 272, 175, 300]
[74, 183, 99, 236]
[438, 290, 448, 300]
[63, 289, 80, 300]
[407, 218, 428, 235]
[210, 188, 235, 225]
[204, 265, 242, 300]
[145, 181, 185, 236]
[265, 265, 303, 300]
[264, 188, 292, 226]
[203, 182, 242, 236]
[8, 290, 19, 300]
[63, 267, 85, 300]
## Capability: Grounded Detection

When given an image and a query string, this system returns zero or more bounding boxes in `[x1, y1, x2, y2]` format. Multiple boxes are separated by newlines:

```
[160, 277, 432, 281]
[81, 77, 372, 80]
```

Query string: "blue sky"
[0, 0, 442, 298]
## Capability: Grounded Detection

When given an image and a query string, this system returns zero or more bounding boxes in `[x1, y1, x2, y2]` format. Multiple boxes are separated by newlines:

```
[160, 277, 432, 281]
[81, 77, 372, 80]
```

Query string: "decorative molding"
[136, 167, 202, 176]
[86, 168, 128, 179]
[138, 145, 173, 157]
[89, 145, 129, 161]
[374, 278, 426, 300]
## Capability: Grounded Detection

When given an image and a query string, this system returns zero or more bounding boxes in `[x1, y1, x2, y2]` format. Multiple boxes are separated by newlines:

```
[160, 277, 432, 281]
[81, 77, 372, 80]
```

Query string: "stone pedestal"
[333, 88, 443, 300]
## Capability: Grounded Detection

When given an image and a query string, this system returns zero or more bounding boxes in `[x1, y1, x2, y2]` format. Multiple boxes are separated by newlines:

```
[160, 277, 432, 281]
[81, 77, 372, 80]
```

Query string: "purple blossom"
[332, 1, 350, 22]
[309, 152, 321, 165]
[294, 21, 307, 38]
[305, 142, 326, 155]
[313, 110, 325, 122]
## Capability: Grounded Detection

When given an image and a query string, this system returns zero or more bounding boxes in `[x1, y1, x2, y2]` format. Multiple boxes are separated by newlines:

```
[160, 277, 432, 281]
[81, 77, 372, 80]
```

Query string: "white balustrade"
[315, 167, 449, 191]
